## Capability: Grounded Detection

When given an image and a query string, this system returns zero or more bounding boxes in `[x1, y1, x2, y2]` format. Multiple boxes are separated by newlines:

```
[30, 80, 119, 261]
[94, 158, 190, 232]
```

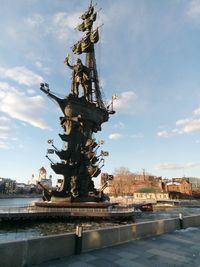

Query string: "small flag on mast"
[112, 94, 118, 101]
[98, 140, 105, 145]
[101, 150, 109, 156]
[47, 149, 54, 154]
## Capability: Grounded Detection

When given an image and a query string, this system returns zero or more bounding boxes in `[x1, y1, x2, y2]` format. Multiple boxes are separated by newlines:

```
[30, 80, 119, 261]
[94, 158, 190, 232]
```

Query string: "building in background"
[101, 169, 163, 197]
[0, 177, 16, 194]
[28, 166, 52, 188]
[165, 180, 192, 198]
[0, 166, 53, 196]
[133, 192, 169, 200]
[101, 169, 196, 199]
[187, 177, 200, 188]
[15, 182, 32, 194]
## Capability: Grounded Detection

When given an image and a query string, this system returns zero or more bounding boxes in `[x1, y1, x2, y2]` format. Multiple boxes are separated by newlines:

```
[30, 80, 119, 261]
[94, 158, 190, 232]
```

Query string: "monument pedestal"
[33, 201, 134, 220]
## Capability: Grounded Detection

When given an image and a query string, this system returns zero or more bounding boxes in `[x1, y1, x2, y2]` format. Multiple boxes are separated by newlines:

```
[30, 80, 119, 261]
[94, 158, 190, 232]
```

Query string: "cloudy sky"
[1, 0, 200, 185]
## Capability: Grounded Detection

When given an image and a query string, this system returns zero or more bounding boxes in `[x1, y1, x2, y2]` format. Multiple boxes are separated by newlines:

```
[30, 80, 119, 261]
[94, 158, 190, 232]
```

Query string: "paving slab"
[32, 227, 200, 267]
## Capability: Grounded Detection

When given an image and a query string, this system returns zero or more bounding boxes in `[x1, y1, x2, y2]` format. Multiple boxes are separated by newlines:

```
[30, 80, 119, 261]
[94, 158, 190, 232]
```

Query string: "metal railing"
[0, 205, 134, 215]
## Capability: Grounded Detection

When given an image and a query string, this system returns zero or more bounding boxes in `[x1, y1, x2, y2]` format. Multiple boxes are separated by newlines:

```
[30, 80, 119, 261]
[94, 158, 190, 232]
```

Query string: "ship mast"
[69, 1, 105, 109]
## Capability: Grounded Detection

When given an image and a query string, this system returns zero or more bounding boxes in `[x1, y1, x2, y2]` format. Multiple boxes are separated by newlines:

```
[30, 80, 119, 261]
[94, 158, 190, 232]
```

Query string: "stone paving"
[32, 227, 200, 267]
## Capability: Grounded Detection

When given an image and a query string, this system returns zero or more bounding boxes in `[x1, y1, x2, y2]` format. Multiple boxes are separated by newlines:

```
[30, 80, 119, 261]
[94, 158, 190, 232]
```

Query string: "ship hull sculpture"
[39, 3, 115, 205]
[35, 3, 135, 219]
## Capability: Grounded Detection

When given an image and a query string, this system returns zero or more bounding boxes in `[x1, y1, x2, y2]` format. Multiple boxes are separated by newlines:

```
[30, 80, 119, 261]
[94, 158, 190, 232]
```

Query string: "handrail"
[0, 205, 134, 215]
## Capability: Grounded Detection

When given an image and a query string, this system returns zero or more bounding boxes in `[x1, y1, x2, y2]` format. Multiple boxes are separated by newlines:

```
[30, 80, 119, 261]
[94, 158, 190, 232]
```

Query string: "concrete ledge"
[0, 240, 27, 267]
[82, 217, 180, 252]
[26, 233, 75, 265]
[0, 214, 200, 267]
[0, 233, 75, 267]
[183, 214, 200, 228]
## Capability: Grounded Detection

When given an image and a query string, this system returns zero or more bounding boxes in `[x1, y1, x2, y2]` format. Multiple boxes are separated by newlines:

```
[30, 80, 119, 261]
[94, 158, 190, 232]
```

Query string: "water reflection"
[1, 197, 200, 243]
[0, 218, 131, 243]
[0, 198, 41, 207]
[136, 207, 200, 222]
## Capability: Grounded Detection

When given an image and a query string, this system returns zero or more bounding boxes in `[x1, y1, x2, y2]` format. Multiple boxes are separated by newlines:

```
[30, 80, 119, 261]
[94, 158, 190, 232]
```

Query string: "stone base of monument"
[33, 201, 135, 220]
[34, 201, 116, 208]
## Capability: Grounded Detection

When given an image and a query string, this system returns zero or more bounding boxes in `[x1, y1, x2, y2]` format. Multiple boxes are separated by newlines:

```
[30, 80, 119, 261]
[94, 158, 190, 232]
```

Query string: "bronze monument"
[39, 2, 115, 204]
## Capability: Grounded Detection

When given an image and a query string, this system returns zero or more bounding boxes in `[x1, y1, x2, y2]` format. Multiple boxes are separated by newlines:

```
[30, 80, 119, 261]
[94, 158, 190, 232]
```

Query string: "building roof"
[166, 182, 181, 186]
[39, 166, 46, 172]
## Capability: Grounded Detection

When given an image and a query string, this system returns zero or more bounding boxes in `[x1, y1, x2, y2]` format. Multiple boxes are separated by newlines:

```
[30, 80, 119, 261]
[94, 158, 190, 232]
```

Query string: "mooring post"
[179, 213, 184, 229]
[75, 225, 83, 255]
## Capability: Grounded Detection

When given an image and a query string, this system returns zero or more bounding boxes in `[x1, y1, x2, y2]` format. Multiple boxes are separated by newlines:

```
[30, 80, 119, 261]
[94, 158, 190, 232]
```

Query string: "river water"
[0, 198, 200, 243]
[0, 198, 130, 243]
[0, 197, 41, 207]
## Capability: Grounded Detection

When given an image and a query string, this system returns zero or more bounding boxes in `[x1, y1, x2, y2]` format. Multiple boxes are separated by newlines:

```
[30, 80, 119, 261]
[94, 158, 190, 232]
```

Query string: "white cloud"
[99, 79, 106, 88]
[0, 81, 10, 90]
[0, 116, 15, 149]
[114, 122, 125, 129]
[155, 162, 200, 171]
[130, 133, 144, 139]
[187, 0, 200, 19]
[158, 105, 200, 137]
[35, 61, 50, 75]
[186, 162, 200, 168]
[24, 12, 81, 42]
[27, 89, 36, 95]
[176, 119, 190, 126]
[157, 128, 182, 138]
[0, 141, 10, 149]
[157, 130, 170, 138]
[0, 66, 43, 86]
[194, 107, 200, 115]
[25, 14, 44, 28]
[155, 163, 183, 170]
[0, 82, 50, 130]
[114, 91, 137, 113]
[104, 1, 147, 36]
[0, 116, 12, 139]
[53, 12, 80, 29]
[177, 119, 200, 133]
[35, 61, 42, 68]
[52, 12, 81, 41]
[109, 133, 121, 140]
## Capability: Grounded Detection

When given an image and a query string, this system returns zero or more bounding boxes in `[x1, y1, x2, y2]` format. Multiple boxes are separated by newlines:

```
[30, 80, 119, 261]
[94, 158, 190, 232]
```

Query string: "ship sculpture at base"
[39, 2, 115, 204]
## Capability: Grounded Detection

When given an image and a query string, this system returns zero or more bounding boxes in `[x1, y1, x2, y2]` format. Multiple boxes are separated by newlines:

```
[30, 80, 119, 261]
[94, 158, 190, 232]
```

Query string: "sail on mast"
[69, 2, 105, 109]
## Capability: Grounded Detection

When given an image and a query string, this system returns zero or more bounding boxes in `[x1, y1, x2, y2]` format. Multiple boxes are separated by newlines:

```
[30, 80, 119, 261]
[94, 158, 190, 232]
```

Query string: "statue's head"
[76, 58, 82, 64]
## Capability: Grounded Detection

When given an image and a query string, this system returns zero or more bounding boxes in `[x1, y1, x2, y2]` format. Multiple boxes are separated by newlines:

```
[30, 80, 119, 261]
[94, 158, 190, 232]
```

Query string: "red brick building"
[102, 172, 162, 196]
[165, 181, 192, 196]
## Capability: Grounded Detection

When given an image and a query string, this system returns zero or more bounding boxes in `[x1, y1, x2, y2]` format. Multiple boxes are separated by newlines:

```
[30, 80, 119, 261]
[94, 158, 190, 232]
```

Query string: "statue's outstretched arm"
[64, 55, 73, 70]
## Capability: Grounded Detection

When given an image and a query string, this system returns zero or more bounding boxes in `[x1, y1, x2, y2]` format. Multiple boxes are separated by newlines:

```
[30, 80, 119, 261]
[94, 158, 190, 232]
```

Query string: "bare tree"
[110, 167, 135, 196]
[108, 167, 161, 197]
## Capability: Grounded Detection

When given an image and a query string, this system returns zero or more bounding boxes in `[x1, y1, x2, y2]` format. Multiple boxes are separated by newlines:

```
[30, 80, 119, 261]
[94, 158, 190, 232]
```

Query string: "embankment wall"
[0, 214, 200, 267]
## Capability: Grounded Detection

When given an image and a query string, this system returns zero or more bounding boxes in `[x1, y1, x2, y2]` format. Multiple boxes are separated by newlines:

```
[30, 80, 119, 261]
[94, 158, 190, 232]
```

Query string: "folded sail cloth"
[77, 12, 97, 31]
[72, 28, 99, 54]
[81, 6, 94, 20]
[90, 28, 99, 43]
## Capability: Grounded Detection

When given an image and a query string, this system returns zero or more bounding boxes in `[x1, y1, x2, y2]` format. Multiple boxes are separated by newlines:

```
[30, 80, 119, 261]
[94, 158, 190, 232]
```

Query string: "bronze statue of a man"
[64, 56, 91, 100]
